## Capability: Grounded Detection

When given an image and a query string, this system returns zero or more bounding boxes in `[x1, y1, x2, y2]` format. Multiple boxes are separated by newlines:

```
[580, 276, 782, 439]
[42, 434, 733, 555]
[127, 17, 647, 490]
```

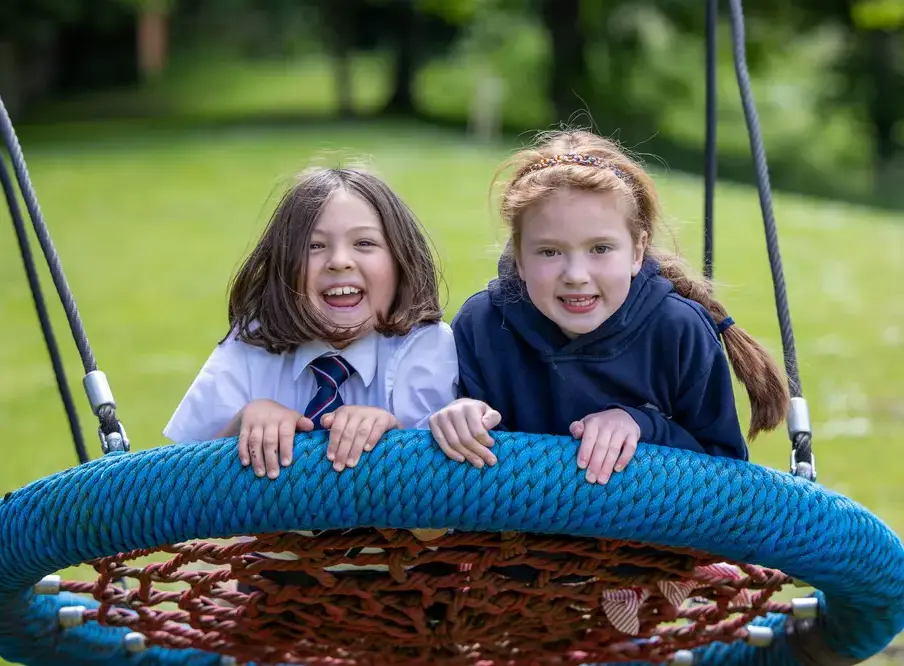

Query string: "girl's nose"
[326, 247, 354, 272]
[562, 257, 591, 285]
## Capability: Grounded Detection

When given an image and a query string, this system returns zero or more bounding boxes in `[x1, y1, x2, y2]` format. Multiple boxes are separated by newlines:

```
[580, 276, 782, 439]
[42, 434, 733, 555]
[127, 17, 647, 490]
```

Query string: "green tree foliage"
[853, 0, 904, 28]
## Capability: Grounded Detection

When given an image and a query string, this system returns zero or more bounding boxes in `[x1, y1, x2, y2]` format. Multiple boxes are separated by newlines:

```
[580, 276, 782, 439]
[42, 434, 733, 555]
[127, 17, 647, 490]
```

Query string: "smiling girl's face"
[302, 188, 398, 345]
[516, 188, 646, 338]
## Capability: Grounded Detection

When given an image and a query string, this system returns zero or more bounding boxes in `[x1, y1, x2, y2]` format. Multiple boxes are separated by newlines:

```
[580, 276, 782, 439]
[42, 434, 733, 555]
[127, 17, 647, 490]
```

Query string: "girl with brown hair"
[164, 166, 458, 482]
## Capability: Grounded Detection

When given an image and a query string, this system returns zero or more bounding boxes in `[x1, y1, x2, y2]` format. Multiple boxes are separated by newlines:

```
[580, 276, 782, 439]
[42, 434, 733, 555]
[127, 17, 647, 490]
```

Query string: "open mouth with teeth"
[322, 285, 365, 309]
[558, 295, 599, 313]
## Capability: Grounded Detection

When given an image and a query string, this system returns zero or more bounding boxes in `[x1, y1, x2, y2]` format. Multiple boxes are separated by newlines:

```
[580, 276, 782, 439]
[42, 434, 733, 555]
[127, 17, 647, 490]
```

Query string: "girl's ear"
[631, 231, 649, 276]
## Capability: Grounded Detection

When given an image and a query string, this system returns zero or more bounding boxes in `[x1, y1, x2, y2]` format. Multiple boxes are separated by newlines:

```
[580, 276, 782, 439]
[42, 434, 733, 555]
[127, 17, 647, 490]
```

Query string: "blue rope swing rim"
[1, 431, 902, 666]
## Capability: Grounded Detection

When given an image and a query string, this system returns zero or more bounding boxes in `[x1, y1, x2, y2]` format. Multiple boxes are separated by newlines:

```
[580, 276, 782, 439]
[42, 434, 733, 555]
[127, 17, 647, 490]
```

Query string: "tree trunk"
[321, 0, 354, 117]
[384, 1, 418, 116]
[137, 9, 168, 80]
[866, 29, 903, 198]
[540, 0, 588, 124]
[0, 41, 20, 120]
[332, 47, 353, 118]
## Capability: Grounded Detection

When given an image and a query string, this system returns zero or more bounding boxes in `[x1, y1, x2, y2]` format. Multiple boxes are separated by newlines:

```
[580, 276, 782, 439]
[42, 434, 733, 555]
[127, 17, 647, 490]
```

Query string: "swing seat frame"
[1, 433, 902, 666]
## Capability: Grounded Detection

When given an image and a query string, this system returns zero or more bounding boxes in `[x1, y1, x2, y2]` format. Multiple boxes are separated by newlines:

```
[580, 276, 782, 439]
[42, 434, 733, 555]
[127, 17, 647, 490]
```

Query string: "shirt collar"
[292, 332, 378, 387]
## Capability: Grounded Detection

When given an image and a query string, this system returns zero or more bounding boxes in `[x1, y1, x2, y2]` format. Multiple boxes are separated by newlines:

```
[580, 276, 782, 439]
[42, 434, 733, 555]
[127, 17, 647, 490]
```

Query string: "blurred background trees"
[1, 0, 902, 206]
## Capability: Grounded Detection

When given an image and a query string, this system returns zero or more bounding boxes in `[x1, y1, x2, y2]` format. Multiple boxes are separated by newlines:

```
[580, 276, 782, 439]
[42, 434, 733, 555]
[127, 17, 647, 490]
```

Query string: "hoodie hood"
[488, 255, 674, 358]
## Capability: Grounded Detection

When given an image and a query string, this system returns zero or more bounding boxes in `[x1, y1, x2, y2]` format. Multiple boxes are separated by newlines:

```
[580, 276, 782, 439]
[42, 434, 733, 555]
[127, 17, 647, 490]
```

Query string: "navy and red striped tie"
[304, 355, 354, 429]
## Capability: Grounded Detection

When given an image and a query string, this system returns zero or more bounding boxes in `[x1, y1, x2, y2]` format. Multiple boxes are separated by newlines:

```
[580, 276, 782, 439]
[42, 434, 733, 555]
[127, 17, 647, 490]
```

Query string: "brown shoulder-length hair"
[223, 166, 443, 354]
[493, 129, 790, 441]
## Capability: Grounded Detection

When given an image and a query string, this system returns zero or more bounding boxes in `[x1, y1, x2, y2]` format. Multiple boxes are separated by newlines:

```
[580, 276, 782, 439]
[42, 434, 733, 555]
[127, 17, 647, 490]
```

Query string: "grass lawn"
[1, 119, 902, 663]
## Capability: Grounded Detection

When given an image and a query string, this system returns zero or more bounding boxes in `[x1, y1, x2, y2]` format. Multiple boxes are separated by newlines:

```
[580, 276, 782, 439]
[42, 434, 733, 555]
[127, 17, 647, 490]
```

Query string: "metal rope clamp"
[83, 370, 130, 454]
[788, 396, 816, 482]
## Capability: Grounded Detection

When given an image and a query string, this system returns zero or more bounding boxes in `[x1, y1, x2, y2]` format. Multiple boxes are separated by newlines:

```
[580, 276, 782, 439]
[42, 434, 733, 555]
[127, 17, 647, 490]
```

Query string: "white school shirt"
[164, 322, 458, 570]
[163, 322, 459, 444]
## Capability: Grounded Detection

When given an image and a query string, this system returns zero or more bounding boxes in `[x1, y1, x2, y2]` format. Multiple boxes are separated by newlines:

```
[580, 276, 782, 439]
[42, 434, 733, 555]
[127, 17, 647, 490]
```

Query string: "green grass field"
[1, 119, 902, 663]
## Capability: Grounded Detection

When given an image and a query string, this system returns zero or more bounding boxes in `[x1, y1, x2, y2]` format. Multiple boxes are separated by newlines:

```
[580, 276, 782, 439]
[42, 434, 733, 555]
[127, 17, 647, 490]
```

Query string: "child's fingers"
[430, 415, 465, 463]
[332, 413, 361, 472]
[238, 425, 251, 467]
[344, 417, 378, 469]
[439, 418, 470, 463]
[458, 436, 496, 466]
[449, 411, 493, 467]
[569, 420, 584, 439]
[351, 418, 388, 466]
[363, 430, 379, 453]
[325, 410, 347, 462]
[438, 414, 473, 464]
[613, 432, 639, 473]
[296, 415, 315, 432]
[585, 427, 615, 483]
[465, 407, 494, 448]
[363, 415, 393, 453]
[576, 421, 598, 470]
[278, 419, 295, 468]
[596, 438, 624, 485]
[433, 426, 464, 463]
[248, 425, 265, 477]
[482, 409, 502, 431]
[262, 424, 281, 479]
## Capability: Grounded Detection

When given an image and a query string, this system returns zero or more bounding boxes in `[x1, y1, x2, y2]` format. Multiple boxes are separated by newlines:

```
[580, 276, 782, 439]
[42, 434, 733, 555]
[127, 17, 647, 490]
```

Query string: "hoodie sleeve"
[669, 346, 749, 460]
[452, 312, 491, 401]
[606, 404, 707, 454]
[451, 301, 510, 431]
[632, 297, 750, 461]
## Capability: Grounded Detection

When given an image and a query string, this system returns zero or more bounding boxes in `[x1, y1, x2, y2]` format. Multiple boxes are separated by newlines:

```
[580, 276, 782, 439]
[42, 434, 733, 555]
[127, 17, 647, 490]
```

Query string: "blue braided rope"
[0, 590, 218, 665]
[1, 431, 902, 666]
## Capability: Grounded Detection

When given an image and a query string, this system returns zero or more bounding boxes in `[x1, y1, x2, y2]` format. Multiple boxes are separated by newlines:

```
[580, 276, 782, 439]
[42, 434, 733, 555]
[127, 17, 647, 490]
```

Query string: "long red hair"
[494, 130, 789, 439]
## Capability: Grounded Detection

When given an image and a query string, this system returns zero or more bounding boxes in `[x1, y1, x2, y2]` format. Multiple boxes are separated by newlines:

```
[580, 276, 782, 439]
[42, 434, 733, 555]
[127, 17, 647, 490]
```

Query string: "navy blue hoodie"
[451, 258, 748, 460]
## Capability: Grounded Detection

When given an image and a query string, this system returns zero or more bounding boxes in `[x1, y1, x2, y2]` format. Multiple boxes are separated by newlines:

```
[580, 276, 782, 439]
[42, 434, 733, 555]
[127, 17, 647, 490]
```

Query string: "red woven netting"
[60, 529, 793, 665]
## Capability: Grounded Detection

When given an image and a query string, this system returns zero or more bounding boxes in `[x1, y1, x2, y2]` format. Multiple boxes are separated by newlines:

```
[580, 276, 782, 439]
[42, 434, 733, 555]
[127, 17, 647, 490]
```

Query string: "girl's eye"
[592, 244, 612, 254]
[356, 239, 377, 247]
[539, 248, 558, 257]
[309, 242, 325, 250]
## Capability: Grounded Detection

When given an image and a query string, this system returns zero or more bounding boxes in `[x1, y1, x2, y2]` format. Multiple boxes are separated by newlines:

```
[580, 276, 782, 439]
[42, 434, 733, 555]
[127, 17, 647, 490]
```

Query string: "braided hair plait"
[651, 248, 789, 439]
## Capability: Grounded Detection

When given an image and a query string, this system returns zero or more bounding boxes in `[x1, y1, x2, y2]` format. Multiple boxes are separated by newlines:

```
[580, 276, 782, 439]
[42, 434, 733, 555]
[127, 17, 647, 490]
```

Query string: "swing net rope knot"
[42, 530, 796, 666]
